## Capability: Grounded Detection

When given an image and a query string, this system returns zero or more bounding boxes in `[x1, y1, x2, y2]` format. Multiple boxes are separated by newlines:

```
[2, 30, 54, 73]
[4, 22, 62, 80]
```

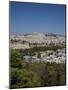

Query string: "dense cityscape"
[10, 32, 66, 64]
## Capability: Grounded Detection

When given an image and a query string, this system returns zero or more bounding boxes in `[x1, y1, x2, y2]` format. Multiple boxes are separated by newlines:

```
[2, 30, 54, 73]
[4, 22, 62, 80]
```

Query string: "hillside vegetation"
[10, 49, 66, 89]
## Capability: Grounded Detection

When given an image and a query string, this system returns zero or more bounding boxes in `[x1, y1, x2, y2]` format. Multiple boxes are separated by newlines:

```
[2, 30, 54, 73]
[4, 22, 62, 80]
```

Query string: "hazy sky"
[10, 1, 66, 35]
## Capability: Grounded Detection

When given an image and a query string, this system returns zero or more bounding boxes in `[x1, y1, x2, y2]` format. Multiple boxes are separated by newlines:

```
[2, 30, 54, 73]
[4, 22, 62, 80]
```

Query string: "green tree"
[10, 68, 41, 89]
[10, 49, 23, 68]
[37, 53, 41, 58]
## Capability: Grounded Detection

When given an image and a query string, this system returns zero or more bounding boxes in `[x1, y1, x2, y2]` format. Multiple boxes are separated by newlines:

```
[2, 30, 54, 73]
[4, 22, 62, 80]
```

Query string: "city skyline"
[10, 1, 66, 35]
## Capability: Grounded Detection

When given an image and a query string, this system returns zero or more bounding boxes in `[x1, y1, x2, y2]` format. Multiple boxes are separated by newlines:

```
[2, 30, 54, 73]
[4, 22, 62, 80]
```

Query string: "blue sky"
[10, 1, 66, 35]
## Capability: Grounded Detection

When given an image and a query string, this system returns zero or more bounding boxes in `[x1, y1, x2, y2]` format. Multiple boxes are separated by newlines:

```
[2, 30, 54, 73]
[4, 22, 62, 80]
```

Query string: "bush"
[10, 68, 41, 89]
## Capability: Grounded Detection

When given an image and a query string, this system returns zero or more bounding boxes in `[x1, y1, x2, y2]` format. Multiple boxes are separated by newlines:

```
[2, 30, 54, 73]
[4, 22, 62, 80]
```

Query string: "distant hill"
[45, 33, 64, 37]
[10, 32, 65, 38]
